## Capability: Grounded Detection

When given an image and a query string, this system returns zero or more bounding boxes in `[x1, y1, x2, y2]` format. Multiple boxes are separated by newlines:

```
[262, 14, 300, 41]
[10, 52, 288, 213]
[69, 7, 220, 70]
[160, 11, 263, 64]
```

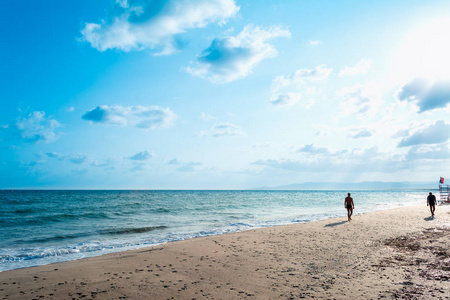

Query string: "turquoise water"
[0, 190, 426, 272]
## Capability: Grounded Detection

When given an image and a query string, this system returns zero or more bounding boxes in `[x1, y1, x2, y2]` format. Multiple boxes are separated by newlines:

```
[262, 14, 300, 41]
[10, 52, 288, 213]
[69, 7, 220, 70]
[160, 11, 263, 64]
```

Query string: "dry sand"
[1, 205, 449, 299]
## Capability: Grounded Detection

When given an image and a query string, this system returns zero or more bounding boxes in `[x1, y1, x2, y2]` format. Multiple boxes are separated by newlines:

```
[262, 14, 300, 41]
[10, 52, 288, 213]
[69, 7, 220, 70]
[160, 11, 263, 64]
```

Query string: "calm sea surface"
[0, 190, 427, 272]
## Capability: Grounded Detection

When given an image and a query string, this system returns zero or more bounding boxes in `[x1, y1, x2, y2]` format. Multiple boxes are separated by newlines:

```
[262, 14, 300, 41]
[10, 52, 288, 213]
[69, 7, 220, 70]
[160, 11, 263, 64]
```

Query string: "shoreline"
[0, 197, 426, 273]
[1, 205, 449, 299]
[0, 201, 423, 273]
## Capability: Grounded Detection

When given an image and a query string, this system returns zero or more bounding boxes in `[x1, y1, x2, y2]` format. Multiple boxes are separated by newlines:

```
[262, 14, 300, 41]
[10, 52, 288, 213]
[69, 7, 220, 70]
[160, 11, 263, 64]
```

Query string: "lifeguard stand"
[439, 184, 450, 204]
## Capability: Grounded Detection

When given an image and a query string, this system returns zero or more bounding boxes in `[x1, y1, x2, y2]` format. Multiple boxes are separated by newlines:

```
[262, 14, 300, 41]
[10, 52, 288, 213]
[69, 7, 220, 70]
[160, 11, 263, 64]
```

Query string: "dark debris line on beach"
[376, 227, 450, 299]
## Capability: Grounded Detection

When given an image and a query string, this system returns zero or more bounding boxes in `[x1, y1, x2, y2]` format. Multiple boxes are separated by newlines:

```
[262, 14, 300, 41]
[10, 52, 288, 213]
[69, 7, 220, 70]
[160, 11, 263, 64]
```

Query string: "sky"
[1, 0, 450, 189]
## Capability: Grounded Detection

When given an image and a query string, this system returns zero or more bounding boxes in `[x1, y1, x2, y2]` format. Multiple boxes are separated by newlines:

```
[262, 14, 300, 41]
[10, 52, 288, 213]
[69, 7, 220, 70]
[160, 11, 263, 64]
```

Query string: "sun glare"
[391, 17, 450, 84]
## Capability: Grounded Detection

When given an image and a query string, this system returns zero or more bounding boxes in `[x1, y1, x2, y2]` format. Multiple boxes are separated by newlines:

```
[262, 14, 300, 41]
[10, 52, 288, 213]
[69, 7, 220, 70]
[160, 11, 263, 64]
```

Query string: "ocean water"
[0, 190, 427, 272]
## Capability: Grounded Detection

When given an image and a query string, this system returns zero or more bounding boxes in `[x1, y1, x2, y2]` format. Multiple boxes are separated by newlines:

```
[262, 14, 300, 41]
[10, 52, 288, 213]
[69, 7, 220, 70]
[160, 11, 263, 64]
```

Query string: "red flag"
[440, 177, 444, 184]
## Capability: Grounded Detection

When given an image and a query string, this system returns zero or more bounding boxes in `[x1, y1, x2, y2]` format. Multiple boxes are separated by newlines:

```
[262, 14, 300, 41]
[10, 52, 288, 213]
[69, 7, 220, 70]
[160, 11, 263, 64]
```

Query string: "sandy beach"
[1, 204, 449, 299]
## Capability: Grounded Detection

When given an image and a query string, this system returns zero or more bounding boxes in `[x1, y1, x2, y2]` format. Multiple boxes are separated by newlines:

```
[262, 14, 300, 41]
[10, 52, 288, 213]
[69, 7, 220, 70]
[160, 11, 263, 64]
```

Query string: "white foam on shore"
[0, 190, 427, 272]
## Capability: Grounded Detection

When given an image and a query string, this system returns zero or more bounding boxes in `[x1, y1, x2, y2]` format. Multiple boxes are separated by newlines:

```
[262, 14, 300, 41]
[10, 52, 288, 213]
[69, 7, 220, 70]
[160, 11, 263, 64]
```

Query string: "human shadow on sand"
[423, 216, 434, 221]
[324, 221, 347, 227]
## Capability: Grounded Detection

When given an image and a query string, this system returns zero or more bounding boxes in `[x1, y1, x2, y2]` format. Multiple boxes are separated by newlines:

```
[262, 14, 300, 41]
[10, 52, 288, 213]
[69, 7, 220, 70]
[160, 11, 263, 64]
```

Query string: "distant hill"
[256, 181, 438, 191]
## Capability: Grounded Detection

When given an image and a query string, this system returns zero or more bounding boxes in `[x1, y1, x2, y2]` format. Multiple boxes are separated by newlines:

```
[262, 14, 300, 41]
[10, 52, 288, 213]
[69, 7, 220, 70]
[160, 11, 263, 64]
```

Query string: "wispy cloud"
[252, 142, 272, 148]
[253, 146, 407, 173]
[168, 158, 180, 165]
[81, 0, 239, 55]
[1, 111, 61, 143]
[186, 24, 290, 83]
[347, 128, 372, 139]
[129, 151, 152, 161]
[66, 154, 89, 164]
[91, 158, 117, 168]
[336, 82, 380, 116]
[392, 129, 410, 139]
[270, 93, 301, 106]
[199, 112, 216, 121]
[200, 123, 244, 137]
[46, 152, 89, 164]
[272, 64, 332, 91]
[176, 162, 202, 172]
[130, 164, 146, 172]
[296, 144, 330, 155]
[269, 65, 331, 109]
[168, 158, 202, 172]
[296, 144, 347, 156]
[397, 120, 450, 147]
[82, 105, 176, 129]
[406, 144, 450, 160]
[307, 40, 322, 46]
[397, 78, 450, 113]
[338, 58, 372, 77]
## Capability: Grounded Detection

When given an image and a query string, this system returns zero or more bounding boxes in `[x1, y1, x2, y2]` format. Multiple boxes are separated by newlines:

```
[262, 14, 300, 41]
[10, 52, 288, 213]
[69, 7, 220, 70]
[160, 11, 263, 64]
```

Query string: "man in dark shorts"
[344, 193, 354, 221]
[427, 192, 437, 216]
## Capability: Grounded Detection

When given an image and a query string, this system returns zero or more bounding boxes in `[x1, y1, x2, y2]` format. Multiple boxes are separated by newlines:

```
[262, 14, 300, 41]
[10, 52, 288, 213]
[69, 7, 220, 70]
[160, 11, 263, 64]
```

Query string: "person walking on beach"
[427, 192, 437, 217]
[345, 193, 354, 221]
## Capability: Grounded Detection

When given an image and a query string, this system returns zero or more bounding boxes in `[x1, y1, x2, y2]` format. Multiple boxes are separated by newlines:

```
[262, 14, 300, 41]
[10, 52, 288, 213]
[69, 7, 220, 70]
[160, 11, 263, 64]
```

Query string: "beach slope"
[1, 205, 449, 299]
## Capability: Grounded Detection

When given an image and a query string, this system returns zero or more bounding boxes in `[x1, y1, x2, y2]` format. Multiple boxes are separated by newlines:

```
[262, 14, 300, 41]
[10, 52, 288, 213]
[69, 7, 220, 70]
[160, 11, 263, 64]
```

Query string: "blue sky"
[2, 0, 450, 189]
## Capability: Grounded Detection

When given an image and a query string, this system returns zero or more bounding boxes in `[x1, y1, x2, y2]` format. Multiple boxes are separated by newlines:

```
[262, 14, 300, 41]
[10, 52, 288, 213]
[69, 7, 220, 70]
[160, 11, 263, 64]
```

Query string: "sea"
[0, 190, 428, 272]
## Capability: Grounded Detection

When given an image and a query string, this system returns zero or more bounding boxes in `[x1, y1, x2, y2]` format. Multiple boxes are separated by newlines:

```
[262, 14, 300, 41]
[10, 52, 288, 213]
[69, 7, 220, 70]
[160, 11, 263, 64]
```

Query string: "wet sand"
[1, 205, 449, 299]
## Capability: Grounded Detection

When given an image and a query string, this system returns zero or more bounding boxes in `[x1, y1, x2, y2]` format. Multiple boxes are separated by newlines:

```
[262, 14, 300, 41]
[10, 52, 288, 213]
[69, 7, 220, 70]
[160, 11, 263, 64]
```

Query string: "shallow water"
[0, 190, 427, 271]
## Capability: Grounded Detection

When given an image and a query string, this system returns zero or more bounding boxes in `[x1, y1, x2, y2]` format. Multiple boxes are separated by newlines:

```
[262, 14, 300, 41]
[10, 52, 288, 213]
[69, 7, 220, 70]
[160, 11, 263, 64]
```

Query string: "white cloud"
[46, 152, 88, 164]
[199, 112, 216, 121]
[336, 82, 380, 116]
[270, 92, 301, 106]
[397, 120, 450, 147]
[130, 164, 146, 172]
[200, 123, 244, 137]
[2, 111, 61, 143]
[270, 65, 331, 108]
[116, 0, 129, 8]
[307, 40, 322, 46]
[272, 64, 332, 91]
[253, 146, 408, 173]
[406, 144, 450, 160]
[186, 25, 290, 83]
[176, 162, 202, 172]
[338, 58, 372, 77]
[129, 151, 152, 160]
[46, 152, 62, 159]
[297, 144, 330, 155]
[81, 0, 239, 55]
[347, 128, 372, 139]
[168, 158, 180, 165]
[252, 142, 272, 148]
[314, 124, 333, 137]
[91, 158, 117, 168]
[66, 154, 89, 164]
[392, 129, 410, 139]
[296, 144, 347, 156]
[168, 158, 202, 172]
[397, 78, 450, 113]
[82, 105, 176, 129]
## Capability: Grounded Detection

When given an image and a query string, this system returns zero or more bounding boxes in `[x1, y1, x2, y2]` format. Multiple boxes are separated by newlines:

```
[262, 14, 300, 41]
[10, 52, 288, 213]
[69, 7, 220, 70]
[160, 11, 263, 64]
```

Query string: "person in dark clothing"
[344, 193, 354, 221]
[427, 192, 437, 216]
